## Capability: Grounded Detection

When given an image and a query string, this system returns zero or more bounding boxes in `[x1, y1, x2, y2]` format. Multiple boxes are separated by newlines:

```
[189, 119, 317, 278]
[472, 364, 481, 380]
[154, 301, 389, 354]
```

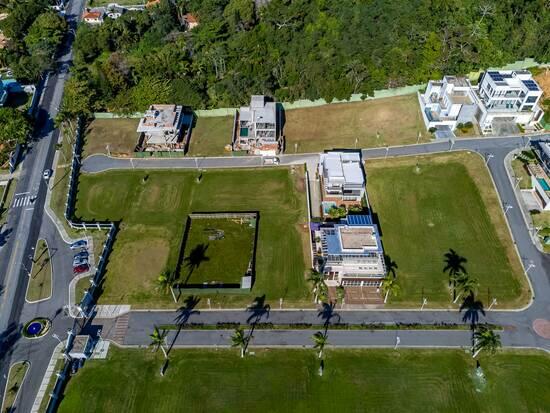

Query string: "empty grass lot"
[284, 94, 426, 153]
[26, 239, 52, 302]
[74, 167, 309, 308]
[187, 116, 234, 156]
[82, 118, 140, 158]
[366, 152, 529, 308]
[57, 348, 550, 413]
[181, 217, 256, 286]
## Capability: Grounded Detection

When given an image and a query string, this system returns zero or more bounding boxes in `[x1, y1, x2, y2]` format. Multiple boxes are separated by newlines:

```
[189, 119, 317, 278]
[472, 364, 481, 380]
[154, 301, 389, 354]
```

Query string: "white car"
[43, 169, 52, 180]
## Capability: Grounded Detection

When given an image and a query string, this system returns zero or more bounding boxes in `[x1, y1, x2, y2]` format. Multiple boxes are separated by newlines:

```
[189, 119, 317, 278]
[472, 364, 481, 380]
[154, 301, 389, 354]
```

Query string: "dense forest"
[15, 0, 550, 116]
[0, 0, 67, 81]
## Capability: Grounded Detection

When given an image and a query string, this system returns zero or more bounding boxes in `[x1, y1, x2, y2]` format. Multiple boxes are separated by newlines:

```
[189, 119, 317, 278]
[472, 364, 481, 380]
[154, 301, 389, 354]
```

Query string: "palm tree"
[381, 277, 400, 304]
[453, 274, 478, 303]
[311, 331, 328, 359]
[149, 326, 168, 359]
[308, 269, 327, 303]
[231, 327, 248, 358]
[443, 249, 468, 292]
[156, 270, 178, 302]
[472, 326, 501, 358]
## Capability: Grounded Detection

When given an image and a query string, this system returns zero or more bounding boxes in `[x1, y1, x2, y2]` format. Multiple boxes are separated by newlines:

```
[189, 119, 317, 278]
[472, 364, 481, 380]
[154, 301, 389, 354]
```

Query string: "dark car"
[73, 264, 89, 274]
[74, 251, 89, 259]
[73, 257, 88, 266]
[70, 240, 87, 250]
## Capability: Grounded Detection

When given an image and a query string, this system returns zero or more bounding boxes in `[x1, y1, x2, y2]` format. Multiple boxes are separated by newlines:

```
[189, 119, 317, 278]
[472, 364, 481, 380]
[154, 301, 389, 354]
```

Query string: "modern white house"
[315, 214, 386, 287]
[419, 70, 545, 135]
[136, 104, 185, 151]
[318, 152, 365, 203]
[476, 70, 544, 134]
[233, 95, 280, 156]
[418, 76, 479, 132]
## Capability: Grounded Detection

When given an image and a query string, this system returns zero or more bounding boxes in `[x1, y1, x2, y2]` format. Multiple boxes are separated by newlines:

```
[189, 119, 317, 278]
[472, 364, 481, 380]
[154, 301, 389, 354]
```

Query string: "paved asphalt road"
[0, 0, 86, 411]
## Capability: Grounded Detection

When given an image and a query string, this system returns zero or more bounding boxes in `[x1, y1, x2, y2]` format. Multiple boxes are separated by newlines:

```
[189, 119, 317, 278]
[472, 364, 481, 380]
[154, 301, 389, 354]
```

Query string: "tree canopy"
[0, 107, 31, 165]
[63, 0, 550, 114]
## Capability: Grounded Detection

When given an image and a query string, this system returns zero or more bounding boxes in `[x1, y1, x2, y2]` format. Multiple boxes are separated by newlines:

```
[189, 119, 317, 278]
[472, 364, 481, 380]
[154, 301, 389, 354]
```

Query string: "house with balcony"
[418, 76, 480, 134]
[82, 8, 105, 24]
[314, 214, 386, 287]
[136, 104, 185, 151]
[319, 152, 365, 205]
[233, 95, 280, 156]
[475, 70, 544, 134]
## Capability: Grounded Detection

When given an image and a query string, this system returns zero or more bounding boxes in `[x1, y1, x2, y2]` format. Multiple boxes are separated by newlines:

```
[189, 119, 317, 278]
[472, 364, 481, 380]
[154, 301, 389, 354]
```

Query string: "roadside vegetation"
[366, 152, 529, 308]
[74, 167, 310, 308]
[60, 0, 550, 118]
[26, 238, 52, 302]
[57, 347, 550, 413]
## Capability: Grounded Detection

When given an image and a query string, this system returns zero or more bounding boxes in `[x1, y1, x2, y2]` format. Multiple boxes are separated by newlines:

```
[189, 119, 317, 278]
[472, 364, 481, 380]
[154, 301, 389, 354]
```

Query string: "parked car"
[263, 156, 280, 165]
[73, 251, 88, 259]
[73, 257, 88, 266]
[73, 264, 89, 274]
[43, 169, 52, 180]
[70, 240, 87, 250]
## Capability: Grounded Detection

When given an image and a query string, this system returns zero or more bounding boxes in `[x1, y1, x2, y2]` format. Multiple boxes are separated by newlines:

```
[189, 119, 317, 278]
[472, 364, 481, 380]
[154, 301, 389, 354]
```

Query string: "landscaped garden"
[56, 347, 550, 413]
[366, 151, 529, 308]
[74, 167, 310, 307]
[179, 215, 257, 287]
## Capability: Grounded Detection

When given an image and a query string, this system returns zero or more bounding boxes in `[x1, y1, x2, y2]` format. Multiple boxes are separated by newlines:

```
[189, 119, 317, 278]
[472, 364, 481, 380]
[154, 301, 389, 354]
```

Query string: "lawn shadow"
[384, 254, 398, 278]
[182, 243, 210, 283]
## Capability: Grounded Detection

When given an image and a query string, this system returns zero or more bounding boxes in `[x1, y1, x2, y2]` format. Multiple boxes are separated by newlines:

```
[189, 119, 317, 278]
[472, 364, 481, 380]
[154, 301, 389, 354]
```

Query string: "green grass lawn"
[26, 239, 52, 302]
[0, 179, 16, 225]
[181, 217, 256, 286]
[284, 94, 426, 153]
[366, 152, 529, 308]
[511, 159, 533, 190]
[57, 347, 550, 413]
[1, 362, 28, 412]
[82, 118, 140, 159]
[75, 167, 310, 308]
[187, 116, 234, 157]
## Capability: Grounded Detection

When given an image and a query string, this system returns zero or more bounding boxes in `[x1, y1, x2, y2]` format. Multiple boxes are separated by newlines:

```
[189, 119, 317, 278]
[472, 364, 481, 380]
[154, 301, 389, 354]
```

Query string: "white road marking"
[12, 195, 32, 209]
[15, 191, 30, 196]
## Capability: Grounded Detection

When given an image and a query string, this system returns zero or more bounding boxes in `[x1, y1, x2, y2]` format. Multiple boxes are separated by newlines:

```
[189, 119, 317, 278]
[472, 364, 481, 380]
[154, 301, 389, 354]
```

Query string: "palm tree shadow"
[246, 295, 270, 342]
[384, 254, 398, 278]
[460, 293, 485, 328]
[182, 243, 210, 284]
[317, 302, 340, 335]
[443, 249, 468, 281]
[168, 295, 201, 354]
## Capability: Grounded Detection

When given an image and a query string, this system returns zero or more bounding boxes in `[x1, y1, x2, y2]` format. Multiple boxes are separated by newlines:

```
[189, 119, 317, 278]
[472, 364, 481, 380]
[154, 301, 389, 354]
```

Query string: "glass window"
[526, 96, 538, 104]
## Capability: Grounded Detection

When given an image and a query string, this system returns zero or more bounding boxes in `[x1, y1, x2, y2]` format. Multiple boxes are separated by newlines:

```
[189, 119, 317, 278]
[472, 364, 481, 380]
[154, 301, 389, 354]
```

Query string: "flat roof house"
[418, 76, 479, 134]
[319, 152, 365, 203]
[315, 214, 386, 287]
[136, 104, 185, 151]
[233, 95, 280, 156]
[476, 70, 544, 134]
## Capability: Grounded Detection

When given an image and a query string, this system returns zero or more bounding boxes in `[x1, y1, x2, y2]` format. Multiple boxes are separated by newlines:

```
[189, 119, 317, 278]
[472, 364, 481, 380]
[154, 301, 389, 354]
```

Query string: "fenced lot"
[82, 118, 139, 159]
[178, 214, 257, 288]
[57, 347, 550, 413]
[366, 152, 529, 308]
[284, 94, 426, 153]
[74, 167, 309, 307]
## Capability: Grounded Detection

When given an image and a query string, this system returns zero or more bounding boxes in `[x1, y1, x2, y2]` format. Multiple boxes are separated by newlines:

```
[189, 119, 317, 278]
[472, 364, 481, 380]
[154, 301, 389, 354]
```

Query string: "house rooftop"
[137, 104, 182, 131]
[70, 335, 91, 354]
[321, 152, 364, 185]
[240, 95, 276, 124]
[83, 9, 104, 19]
[324, 222, 383, 255]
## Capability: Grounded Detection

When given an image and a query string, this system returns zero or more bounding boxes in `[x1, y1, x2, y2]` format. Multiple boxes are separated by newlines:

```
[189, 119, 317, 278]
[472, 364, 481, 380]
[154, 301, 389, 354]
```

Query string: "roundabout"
[22, 318, 51, 339]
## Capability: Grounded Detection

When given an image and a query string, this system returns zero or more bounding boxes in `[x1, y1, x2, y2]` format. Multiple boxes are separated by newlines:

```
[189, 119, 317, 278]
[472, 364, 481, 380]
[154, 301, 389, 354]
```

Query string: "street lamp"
[487, 298, 498, 310]
[421, 298, 427, 310]
[525, 263, 536, 275]
[485, 153, 494, 166]
[504, 204, 513, 216]
[394, 335, 401, 350]
[514, 176, 523, 190]
[385, 146, 390, 160]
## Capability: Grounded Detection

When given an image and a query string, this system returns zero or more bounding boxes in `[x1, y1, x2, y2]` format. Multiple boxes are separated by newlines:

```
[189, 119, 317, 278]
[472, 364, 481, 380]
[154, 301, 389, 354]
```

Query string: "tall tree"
[472, 326, 501, 358]
[230, 326, 248, 358]
[311, 331, 328, 359]
[381, 276, 400, 304]
[149, 326, 168, 359]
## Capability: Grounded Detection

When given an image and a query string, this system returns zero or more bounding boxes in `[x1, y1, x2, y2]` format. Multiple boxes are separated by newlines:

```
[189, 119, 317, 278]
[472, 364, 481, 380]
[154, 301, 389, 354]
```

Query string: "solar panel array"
[523, 80, 539, 91]
[488, 71, 504, 81]
[346, 214, 373, 226]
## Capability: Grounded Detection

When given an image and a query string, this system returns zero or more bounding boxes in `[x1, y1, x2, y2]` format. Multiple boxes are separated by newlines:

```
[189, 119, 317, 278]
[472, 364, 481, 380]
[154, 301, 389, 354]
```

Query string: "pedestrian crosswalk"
[12, 194, 33, 208]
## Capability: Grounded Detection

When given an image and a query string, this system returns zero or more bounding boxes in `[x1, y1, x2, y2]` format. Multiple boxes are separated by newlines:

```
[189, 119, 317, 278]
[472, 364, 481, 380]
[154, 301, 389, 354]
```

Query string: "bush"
[530, 209, 541, 215]
[428, 127, 437, 133]
[464, 121, 473, 129]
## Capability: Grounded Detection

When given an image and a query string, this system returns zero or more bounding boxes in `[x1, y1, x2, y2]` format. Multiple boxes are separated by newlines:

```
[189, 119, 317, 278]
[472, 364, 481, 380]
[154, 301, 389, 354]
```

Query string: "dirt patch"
[534, 68, 550, 97]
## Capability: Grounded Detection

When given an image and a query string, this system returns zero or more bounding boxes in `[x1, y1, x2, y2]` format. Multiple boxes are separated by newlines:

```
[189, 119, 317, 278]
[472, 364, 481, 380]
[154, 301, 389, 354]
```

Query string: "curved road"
[81, 135, 550, 353]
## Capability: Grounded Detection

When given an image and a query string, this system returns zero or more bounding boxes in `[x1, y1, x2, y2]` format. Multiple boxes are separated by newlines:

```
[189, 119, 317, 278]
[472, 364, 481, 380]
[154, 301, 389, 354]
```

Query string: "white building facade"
[319, 152, 365, 202]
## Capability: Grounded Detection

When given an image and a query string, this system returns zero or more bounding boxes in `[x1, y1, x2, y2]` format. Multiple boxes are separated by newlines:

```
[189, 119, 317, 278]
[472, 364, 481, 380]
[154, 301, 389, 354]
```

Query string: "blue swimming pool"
[538, 178, 550, 191]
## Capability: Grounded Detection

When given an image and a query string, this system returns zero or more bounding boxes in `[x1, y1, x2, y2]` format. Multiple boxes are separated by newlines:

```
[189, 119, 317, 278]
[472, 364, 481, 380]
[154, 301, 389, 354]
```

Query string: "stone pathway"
[30, 342, 64, 413]
[110, 314, 130, 345]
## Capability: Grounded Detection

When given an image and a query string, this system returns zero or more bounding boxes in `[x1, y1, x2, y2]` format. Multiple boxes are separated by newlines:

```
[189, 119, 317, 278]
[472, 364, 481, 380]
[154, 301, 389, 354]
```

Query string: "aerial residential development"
[0, 1, 549, 412]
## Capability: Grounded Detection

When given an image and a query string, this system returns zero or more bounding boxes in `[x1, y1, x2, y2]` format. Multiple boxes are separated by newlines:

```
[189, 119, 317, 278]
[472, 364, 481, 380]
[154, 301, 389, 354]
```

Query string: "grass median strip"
[1, 361, 29, 413]
[57, 347, 550, 413]
[26, 239, 52, 302]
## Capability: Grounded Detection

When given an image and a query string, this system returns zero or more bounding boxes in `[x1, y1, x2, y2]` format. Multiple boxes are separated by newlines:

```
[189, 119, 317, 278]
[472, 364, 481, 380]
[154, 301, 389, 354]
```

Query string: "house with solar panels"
[475, 70, 544, 134]
[313, 214, 386, 287]
[419, 70, 544, 136]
